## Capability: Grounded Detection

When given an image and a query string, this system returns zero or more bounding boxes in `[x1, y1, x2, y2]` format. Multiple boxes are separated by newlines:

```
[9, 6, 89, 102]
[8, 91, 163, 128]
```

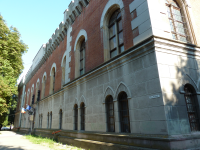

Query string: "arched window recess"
[109, 9, 124, 58]
[184, 84, 200, 131]
[106, 95, 115, 132]
[80, 102, 85, 130]
[59, 109, 62, 129]
[74, 104, 78, 130]
[80, 40, 86, 76]
[118, 92, 130, 133]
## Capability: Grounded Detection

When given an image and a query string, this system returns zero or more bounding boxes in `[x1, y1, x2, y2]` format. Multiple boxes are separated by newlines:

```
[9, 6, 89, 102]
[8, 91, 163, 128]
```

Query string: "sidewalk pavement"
[0, 131, 51, 150]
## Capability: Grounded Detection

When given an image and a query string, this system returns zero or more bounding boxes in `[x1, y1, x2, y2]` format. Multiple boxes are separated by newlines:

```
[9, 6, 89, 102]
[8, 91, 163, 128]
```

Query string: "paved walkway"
[0, 131, 51, 150]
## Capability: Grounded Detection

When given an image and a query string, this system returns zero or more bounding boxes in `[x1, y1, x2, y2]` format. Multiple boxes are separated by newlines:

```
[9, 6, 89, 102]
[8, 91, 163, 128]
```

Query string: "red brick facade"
[18, 0, 134, 110]
[22, 36, 67, 107]
[70, 0, 134, 80]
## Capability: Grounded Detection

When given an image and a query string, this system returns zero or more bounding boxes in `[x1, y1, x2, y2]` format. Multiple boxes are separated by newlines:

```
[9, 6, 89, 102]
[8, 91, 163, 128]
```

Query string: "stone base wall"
[27, 38, 168, 135]
[29, 128, 200, 150]
[18, 37, 200, 150]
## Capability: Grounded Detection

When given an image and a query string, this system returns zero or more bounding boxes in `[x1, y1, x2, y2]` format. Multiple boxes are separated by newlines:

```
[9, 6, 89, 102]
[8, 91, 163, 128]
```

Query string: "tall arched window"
[39, 114, 43, 128]
[118, 92, 130, 133]
[165, 0, 190, 43]
[80, 102, 85, 130]
[62, 56, 66, 85]
[24, 118, 26, 128]
[42, 75, 46, 99]
[50, 66, 56, 94]
[53, 68, 55, 93]
[109, 9, 124, 58]
[27, 90, 30, 105]
[74, 104, 78, 130]
[50, 112, 52, 129]
[31, 85, 34, 105]
[23, 93, 26, 108]
[47, 112, 49, 129]
[35, 80, 40, 102]
[184, 84, 200, 131]
[59, 109, 62, 129]
[41, 114, 43, 128]
[106, 95, 115, 132]
[39, 115, 41, 128]
[80, 41, 85, 76]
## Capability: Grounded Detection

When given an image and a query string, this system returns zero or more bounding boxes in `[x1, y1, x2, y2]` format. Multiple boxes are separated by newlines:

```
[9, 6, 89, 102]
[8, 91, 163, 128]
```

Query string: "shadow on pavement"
[0, 145, 24, 150]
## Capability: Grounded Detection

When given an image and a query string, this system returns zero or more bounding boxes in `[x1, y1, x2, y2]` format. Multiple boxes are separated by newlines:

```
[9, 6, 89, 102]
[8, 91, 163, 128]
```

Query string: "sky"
[0, 0, 71, 83]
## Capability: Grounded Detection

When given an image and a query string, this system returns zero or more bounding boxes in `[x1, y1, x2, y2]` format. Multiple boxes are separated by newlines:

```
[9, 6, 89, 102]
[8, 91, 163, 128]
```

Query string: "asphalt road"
[0, 131, 51, 150]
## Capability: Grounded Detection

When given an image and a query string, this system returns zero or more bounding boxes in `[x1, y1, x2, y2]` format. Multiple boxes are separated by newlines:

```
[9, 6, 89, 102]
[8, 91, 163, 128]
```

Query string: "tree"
[0, 15, 28, 125]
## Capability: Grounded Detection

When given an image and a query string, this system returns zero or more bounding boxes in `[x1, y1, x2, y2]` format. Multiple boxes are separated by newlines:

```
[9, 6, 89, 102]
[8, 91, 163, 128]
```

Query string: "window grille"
[106, 96, 115, 132]
[80, 103, 85, 130]
[50, 112, 52, 129]
[118, 92, 130, 133]
[109, 9, 124, 58]
[59, 109, 62, 129]
[37, 90, 40, 101]
[32, 95, 35, 104]
[74, 105, 78, 130]
[41, 114, 43, 128]
[53, 70, 55, 93]
[42, 77, 46, 98]
[80, 41, 85, 76]
[39, 115, 40, 128]
[165, 0, 191, 43]
[47, 112, 49, 129]
[184, 85, 200, 131]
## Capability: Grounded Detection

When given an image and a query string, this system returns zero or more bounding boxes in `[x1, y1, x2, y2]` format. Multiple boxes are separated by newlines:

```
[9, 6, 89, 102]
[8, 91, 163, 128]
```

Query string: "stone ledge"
[32, 128, 200, 150]
[58, 135, 156, 150]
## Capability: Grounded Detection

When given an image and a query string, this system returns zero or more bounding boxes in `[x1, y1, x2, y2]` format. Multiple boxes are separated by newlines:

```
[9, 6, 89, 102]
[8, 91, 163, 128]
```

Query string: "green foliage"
[0, 15, 28, 124]
[2, 115, 8, 126]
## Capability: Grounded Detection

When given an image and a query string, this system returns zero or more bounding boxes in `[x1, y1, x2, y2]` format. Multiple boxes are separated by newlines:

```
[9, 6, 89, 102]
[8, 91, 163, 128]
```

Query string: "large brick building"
[15, 0, 200, 149]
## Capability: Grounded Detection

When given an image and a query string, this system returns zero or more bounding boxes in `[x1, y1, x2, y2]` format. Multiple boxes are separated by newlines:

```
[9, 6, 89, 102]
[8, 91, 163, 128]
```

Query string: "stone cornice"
[34, 35, 200, 104]
[153, 36, 200, 56]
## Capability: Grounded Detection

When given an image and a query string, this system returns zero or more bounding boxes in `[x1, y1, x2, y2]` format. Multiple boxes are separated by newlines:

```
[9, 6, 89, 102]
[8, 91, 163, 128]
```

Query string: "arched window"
[165, 0, 190, 43]
[47, 112, 49, 129]
[31, 85, 34, 105]
[80, 40, 85, 76]
[39, 114, 42, 128]
[27, 90, 30, 105]
[59, 109, 62, 129]
[118, 92, 130, 133]
[50, 66, 56, 94]
[106, 95, 115, 132]
[53, 68, 55, 93]
[109, 9, 124, 58]
[23, 93, 26, 108]
[62, 56, 66, 85]
[184, 84, 200, 131]
[80, 102, 85, 130]
[41, 114, 43, 128]
[39, 115, 40, 128]
[50, 112, 52, 129]
[42, 75, 46, 99]
[24, 118, 26, 128]
[74, 104, 78, 130]
[35, 80, 40, 102]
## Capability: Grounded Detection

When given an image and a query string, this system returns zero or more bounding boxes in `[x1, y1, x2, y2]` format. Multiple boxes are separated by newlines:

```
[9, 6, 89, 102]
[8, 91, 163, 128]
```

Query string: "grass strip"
[24, 135, 84, 150]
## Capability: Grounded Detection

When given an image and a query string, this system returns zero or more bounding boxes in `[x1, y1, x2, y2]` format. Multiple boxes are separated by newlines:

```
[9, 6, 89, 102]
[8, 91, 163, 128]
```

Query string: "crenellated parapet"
[45, 22, 67, 58]
[64, 0, 90, 24]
